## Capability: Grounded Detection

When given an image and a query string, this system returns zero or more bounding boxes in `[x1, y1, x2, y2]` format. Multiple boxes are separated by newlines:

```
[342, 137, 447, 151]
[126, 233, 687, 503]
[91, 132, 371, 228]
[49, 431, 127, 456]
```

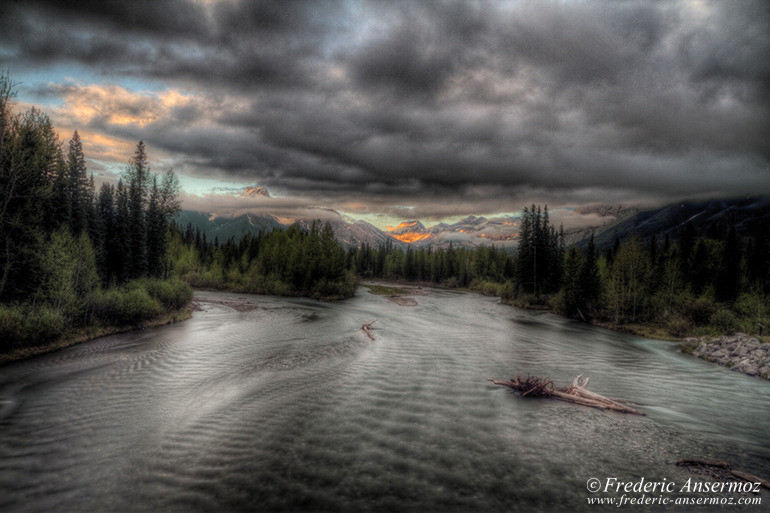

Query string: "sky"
[2, 0, 769, 229]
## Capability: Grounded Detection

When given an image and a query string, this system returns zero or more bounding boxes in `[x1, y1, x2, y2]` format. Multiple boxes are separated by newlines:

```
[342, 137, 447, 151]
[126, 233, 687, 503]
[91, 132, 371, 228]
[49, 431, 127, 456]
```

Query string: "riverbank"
[681, 334, 770, 380]
[0, 278, 194, 365]
[0, 305, 193, 366]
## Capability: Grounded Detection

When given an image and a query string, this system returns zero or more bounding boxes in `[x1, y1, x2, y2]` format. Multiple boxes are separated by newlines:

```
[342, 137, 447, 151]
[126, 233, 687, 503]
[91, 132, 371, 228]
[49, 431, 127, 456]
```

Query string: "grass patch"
[364, 284, 407, 295]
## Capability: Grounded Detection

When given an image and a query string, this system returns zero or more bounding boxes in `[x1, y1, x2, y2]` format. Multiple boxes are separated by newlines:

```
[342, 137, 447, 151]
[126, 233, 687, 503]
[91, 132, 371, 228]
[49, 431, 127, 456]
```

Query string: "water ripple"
[0, 289, 768, 512]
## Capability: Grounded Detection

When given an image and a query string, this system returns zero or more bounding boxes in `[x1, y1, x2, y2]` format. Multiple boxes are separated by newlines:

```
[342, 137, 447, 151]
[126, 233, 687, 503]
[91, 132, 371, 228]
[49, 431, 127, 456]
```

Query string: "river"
[1, 288, 768, 512]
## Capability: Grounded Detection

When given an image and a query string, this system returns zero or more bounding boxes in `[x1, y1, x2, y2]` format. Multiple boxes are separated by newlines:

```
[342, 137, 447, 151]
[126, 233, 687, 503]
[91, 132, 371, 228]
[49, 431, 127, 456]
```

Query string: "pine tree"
[66, 131, 89, 235]
[679, 220, 696, 283]
[515, 206, 534, 294]
[124, 140, 150, 278]
[146, 175, 163, 276]
[96, 182, 117, 283]
[0, 103, 55, 300]
[47, 155, 68, 231]
[577, 232, 601, 316]
[747, 226, 769, 294]
[716, 226, 741, 303]
[561, 247, 584, 317]
[115, 179, 131, 281]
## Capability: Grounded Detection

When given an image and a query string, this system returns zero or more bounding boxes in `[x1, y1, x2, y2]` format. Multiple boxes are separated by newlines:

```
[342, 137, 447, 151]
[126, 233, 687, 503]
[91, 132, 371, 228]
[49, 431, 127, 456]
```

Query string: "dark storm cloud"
[4, 0, 769, 215]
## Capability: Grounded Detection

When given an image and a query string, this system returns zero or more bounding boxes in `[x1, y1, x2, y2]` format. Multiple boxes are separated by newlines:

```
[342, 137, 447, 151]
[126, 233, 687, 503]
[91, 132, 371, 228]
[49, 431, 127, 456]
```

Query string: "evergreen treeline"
[349, 241, 515, 292]
[342, 206, 769, 338]
[168, 221, 358, 300]
[0, 72, 191, 350]
[580, 222, 770, 337]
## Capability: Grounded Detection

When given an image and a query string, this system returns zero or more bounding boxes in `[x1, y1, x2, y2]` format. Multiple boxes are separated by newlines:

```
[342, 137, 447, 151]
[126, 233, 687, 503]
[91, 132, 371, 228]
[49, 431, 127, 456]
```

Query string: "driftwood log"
[488, 374, 644, 415]
[676, 458, 731, 469]
[731, 470, 770, 490]
[676, 459, 770, 490]
[361, 320, 377, 340]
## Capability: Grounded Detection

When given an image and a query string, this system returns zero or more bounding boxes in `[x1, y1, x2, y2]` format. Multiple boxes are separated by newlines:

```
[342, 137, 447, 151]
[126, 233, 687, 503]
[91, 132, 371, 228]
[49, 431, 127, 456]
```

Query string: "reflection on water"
[0, 289, 768, 512]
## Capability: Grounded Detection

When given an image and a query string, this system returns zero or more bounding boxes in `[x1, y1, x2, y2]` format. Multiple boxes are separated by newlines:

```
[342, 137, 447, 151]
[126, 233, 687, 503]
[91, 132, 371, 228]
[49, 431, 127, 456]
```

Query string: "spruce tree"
[146, 175, 163, 276]
[66, 131, 89, 235]
[716, 226, 741, 303]
[115, 179, 131, 281]
[577, 232, 601, 315]
[0, 104, 55, 300]
[125, 141, 150, 278]
[96, 182, 117, 283]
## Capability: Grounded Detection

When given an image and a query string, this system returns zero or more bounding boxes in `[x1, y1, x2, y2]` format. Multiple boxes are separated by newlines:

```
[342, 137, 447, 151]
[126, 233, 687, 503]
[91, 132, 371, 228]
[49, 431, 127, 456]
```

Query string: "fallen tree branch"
[731, 470, 770, 490]
[488, 375, 644, 415]
[361, 320, 377, 340]
[675, 459, 770, 490]
[676, 459, 731, 469]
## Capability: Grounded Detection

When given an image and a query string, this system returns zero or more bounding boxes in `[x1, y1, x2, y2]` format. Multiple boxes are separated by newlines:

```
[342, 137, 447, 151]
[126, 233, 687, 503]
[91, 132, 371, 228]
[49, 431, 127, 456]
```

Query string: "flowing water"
[1, 289, 768, 512]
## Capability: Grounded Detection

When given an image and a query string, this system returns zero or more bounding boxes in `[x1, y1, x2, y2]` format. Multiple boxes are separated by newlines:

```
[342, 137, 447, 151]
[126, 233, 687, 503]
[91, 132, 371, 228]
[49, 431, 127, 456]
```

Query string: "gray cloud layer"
[4, 0, 769, 216]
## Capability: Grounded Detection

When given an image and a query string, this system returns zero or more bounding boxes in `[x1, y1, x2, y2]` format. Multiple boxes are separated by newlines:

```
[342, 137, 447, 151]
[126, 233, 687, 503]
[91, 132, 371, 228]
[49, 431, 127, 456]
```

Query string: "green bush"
[549, 289, 569, 315]
[0, 305, 24, 347]
[470, 280, 501, 296]
[499, 281, 516, 301]
[710, 308, 739, 334]
[0, 304, 65, 348]
[667, 315, 692, 337]
[92, 287, 161, 325]
[27, 306, 66, 342]
[681, 295, 717, 326]
[734, 291, 767, 319]
[136, 278, 193, 310]
[444, 276, 460, 288]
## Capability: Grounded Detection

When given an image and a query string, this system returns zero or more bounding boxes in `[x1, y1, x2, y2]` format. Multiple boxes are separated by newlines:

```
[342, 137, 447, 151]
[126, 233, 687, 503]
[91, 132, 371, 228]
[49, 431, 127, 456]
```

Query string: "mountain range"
[175, 208, 403, 249]
[386, 215, 518, 249]
[176, 187, 770, 250]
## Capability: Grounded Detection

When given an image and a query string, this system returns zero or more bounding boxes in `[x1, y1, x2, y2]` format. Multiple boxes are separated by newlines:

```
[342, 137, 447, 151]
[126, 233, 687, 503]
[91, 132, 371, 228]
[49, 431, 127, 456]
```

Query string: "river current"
[1, 288, 768, 512]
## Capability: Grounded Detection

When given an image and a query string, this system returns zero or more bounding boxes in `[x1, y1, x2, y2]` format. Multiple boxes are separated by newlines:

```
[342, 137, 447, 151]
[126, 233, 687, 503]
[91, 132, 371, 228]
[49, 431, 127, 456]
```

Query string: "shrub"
[549, 289, 569, 315]
[734, 291, 767, 319]
[92, 287, 161, 325]
[138, 278, 193, 310]
[499, 281, 516, 301]
[470, 280, 501, 296]
[444, 276, 460, 289]
[709, 308, 739, 334]
[26, 306, 66, 342]
[681, 295, 717, 326]
[667, 315, 692, 338]
[0, 305, 24, 348]
[0, 305, 65, 348]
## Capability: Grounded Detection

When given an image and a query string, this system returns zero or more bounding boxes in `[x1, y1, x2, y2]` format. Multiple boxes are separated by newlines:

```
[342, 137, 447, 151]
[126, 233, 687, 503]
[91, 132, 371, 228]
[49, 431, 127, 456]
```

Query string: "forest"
[169, 221, 358, 300]
[0, 73, 191, 352]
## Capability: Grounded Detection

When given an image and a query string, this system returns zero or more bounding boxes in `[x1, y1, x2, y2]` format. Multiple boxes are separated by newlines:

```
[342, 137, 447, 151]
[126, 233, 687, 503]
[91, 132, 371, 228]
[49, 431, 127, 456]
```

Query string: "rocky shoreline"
[684, 334, 770, 380]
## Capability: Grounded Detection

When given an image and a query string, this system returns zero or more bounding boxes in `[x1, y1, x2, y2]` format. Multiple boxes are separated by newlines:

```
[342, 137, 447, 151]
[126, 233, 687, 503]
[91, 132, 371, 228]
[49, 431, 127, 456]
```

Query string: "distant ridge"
[175, 208, 404, 248]
[386, 215, 519, 248]
[574, 197, 770, 249]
